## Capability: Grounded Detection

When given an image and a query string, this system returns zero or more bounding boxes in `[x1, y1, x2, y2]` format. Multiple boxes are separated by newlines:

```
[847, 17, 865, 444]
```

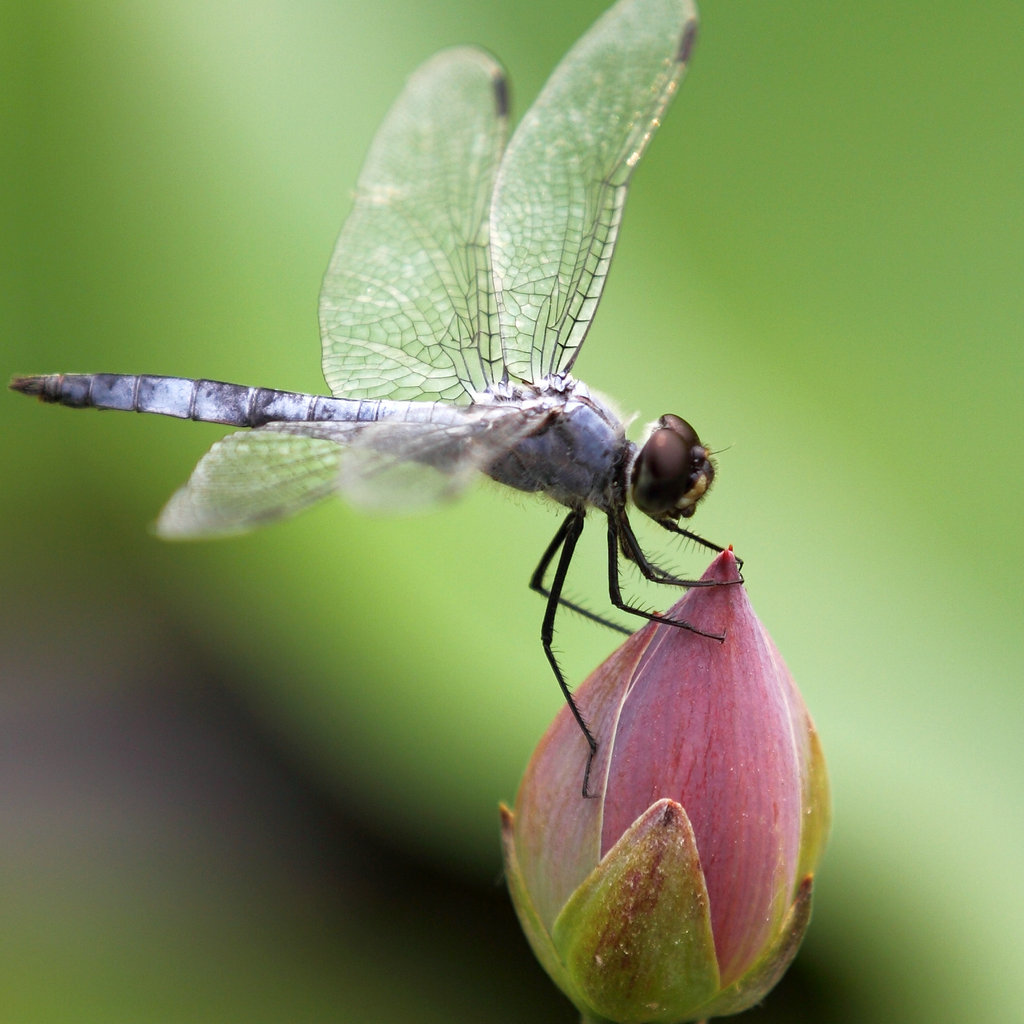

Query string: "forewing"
[319, 47, 508, 404]
[156, 429, 343, 538]
[491, 0, 697, 382]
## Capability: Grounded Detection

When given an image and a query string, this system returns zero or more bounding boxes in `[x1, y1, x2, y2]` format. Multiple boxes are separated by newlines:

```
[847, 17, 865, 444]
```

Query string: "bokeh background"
[3, 1, 1022, 1021]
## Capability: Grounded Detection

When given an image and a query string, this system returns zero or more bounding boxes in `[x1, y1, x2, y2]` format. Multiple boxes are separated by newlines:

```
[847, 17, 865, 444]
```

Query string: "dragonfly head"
[631, 414, 714, 522]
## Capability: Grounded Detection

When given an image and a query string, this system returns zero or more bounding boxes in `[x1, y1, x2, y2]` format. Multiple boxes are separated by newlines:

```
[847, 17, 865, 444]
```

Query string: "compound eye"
[631, 415, 714, 519]
[658, 413, 699, 449]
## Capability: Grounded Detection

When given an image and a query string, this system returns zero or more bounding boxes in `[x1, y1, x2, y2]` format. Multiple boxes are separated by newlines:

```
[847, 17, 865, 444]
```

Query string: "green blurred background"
[3, 1, 1022, 1021]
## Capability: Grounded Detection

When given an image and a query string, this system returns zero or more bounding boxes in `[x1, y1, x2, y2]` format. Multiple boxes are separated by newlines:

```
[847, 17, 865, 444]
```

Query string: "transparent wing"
[156, 405, 550, 537]
[319, 47, 508, 404]
[156, 429, 344, 538]
[491, 0, 697, 383]
[294, 404, 551, 512]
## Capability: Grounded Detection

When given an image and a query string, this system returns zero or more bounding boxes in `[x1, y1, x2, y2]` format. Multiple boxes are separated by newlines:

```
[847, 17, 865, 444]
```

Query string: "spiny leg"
[657, 517, 744, 571]
[531, 513, 631, 636]
[607, 512, 726, 641]
[533, 509, 601, 797]
[615, 511, 722, 588]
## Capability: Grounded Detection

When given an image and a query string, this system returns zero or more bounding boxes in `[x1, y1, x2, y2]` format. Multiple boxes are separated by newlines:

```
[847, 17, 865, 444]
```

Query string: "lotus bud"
[501, 549, 829, 1023]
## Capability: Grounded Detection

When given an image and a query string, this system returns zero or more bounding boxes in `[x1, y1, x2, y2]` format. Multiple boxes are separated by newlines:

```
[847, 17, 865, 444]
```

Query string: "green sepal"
[551, 799, 720, 1023]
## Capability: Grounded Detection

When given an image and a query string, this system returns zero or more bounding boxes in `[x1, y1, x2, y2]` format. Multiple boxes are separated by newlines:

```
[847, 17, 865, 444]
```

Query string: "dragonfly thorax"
[483, 376, 630, 512]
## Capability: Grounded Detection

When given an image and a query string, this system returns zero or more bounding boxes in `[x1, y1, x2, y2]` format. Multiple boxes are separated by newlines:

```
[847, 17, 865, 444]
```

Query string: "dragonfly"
[11, 0, 733, 794]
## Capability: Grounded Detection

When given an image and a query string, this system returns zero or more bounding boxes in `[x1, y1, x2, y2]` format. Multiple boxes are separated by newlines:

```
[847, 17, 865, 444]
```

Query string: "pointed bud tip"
[701, 545, 742, 585]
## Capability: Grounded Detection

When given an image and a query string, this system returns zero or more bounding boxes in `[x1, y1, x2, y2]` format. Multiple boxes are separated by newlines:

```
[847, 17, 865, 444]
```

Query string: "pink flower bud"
[501, 550, 830, 1023]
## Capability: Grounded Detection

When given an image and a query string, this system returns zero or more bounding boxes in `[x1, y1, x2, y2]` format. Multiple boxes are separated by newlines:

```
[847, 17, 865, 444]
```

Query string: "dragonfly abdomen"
[9, 373, 372, 427]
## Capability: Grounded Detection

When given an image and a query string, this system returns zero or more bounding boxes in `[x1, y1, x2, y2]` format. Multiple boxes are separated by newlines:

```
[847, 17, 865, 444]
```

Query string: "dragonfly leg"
[530, 515, 631, 636]
[656, 518, 744, 572]
[531, 509, 601, 797]
[615, 511, 717, 588]
[607, 512, 727, 641]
